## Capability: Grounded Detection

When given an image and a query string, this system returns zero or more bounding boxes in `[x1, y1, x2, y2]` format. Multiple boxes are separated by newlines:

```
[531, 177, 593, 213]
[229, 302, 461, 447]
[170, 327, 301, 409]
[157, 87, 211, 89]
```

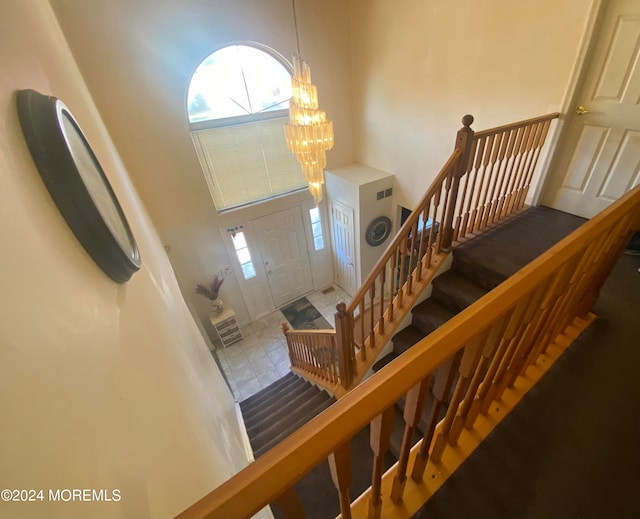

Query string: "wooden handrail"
[473, 112, 560, 139]
[178, 185, 640, 519]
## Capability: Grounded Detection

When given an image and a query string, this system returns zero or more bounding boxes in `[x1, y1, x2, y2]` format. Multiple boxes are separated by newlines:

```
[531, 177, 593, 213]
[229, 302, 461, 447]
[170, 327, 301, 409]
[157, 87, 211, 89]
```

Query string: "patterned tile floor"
[214, 285, 351, 401]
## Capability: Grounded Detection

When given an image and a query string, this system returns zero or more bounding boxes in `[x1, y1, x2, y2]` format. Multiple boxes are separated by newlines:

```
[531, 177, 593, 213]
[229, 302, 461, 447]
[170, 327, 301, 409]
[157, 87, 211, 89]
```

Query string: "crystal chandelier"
[284, 0, 334, 205]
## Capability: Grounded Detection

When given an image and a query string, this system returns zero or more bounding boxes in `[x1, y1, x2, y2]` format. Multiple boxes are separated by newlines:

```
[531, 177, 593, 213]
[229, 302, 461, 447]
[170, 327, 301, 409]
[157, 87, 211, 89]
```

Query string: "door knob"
[268, 270, 272, 275]
[575, 105, 590, 115]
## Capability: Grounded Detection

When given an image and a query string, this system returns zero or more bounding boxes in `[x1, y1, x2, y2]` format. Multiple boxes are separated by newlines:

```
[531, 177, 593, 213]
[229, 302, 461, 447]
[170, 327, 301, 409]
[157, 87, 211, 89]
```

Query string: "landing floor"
[415, 252, 640, 518]
[214, 285, 351, 401]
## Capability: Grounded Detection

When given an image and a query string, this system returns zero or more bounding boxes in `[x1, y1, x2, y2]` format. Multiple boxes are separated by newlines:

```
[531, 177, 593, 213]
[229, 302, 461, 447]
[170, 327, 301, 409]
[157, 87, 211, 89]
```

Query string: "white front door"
[330, 200, 356, 295]
[252, 206, 313, 308]
[545, 0, 640, 218]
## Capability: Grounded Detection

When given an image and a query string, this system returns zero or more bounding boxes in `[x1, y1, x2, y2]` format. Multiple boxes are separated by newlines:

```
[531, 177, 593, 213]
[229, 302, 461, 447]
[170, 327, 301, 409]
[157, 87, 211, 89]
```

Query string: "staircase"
[240, 372, 335, 458]
[284, 112, 565, 396]
[375, 206, 586, 372]
[372, 206, 585, 457]
[176, 112, 640, 519]
[237, 205, 586, 514]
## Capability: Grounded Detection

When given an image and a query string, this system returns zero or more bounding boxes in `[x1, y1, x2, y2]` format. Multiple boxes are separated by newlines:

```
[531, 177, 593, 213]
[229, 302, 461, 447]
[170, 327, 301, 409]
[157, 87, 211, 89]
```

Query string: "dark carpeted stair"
[373, 206, 585, 457]
[240, 373, 336, 459]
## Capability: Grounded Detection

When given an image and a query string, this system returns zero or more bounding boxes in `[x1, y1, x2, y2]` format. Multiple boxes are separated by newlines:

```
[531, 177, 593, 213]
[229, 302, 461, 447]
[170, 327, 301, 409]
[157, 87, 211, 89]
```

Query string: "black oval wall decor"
[16, 89, 141, 283]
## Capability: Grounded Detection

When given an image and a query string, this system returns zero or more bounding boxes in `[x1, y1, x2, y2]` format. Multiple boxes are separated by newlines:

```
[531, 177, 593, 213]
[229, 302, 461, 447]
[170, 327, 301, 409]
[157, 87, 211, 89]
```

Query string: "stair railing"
[443, 113, 559, 247]
[177, 187, 640, 519]
[334, 112, 560, 390]
[281, 323, 342, 391]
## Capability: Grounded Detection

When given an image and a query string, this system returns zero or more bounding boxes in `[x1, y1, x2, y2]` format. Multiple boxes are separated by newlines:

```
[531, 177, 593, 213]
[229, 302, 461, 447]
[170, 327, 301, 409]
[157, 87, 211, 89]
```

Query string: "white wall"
[51, 0, 354, 332]
[350, 0, 596, 212]
[0, 2, 248, 518]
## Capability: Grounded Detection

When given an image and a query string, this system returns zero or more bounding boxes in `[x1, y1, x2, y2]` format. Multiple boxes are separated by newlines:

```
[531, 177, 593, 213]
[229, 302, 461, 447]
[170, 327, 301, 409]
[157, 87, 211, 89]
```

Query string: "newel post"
[441, 114, 475, 250]
[334, 302, 353, 389]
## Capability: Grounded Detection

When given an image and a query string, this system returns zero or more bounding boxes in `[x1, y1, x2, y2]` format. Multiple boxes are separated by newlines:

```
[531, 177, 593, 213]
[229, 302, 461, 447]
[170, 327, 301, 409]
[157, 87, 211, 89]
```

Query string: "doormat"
[280, 297, 332, 330]
[321, 286, 335, 295]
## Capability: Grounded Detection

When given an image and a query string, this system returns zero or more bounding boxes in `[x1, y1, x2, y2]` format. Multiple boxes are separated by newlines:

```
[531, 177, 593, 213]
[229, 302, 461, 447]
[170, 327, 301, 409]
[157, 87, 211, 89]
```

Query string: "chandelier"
[284, 0, 334, 205]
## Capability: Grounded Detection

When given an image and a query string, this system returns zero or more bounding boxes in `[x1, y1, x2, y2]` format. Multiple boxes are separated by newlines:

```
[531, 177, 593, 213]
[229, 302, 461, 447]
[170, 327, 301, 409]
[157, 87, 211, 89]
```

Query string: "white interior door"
[330, 200, 356, 295]
[252, 206, 313, 308]
[546, 0, 640, 218]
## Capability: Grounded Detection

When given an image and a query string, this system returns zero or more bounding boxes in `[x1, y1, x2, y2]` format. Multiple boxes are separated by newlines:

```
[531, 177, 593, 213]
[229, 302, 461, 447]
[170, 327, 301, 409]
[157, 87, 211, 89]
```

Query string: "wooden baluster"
[498, 282, 549, 393]
[518, 119, 552, 206]
[480, 132, 504, 229]
[369, 284, 375, 347]
[516, 123, 543, 207]
[359, 300, 366, 359]
[506, 123, 534, 214]
[502, 125, 526, 217]
[473, 134, 495, 232]
[430, 336, 483, 458]
[462, 136, 485, 237]
[453, 137, 477, 242]
[427, 189, 440, 262]
[480, 297, 532, 410]
[389, 253, 396, 321]
[378, 269, 386, 336]
[368, 406, 394, 519]
[467, 136, 487, 233]
[441, 114, 474, 250]
[486, 130, 510, 224]
[493, 129, 518, 222]
[434, 184, 445, 254]
[448, 327, 492, 442]
[416, 205, 430, 278]
[274, 487, 306, 519]
[576, 220, 631, 317]
[520, 264, 573, 373]
[334, 302, 353, 389]
[407, 219, 418, 294]
[465, 307, 516, 426]
[398, 236, 407, 307]
[391, 376, 432, 503]
[513, 123, 540, 210]
[329, 442, 352, 519]
[412, 350, 463, 478]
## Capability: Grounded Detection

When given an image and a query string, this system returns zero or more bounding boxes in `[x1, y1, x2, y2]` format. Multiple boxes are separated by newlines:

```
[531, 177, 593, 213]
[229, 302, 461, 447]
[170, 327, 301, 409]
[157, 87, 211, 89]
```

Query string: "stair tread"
[372, 352, 398, 372]
[244, 382, 315, 426]
[253, 397, 336, 457]
[453, 206, 585, 291]
[247, 388, 329, 439]
[411, 298, 457, 334]
[249, 392, 329, 449]
[240, 374, 305, 413]
[392, 325, 428, 356]
[432, 270, 488, 312]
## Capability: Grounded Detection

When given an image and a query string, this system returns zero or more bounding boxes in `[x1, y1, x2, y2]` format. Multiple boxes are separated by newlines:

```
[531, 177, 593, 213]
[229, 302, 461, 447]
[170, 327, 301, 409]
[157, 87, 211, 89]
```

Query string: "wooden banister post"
[334, 302, 353, 389]
[441, 114, 474, 250]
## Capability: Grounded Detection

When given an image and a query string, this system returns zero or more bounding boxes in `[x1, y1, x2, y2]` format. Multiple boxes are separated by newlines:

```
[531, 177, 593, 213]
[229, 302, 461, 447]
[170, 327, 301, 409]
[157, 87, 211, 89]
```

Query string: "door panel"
[252, 206, 313, 307]
[547, 0, 640, 218]
[330, 201, 356, 295]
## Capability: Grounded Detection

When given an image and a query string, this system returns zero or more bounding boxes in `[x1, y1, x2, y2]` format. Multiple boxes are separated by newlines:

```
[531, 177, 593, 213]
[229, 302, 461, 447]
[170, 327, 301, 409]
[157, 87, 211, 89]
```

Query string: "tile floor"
[213, 285, 351, 401]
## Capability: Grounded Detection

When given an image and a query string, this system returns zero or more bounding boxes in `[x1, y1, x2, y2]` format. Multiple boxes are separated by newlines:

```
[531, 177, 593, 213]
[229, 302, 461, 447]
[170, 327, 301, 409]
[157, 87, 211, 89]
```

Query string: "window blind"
[191, 117, 306, 211]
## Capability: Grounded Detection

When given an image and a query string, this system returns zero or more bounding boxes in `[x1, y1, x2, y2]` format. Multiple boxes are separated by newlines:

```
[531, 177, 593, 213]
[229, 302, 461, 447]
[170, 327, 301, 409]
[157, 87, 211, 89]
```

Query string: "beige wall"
[0, 2, 249, 517]
[51, 0, 355, 329]
[350, 0, 596, 211]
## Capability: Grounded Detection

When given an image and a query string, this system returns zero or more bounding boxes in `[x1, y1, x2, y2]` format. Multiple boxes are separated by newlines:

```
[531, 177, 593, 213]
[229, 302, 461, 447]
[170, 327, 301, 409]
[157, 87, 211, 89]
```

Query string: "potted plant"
[196, 275, 225, 313]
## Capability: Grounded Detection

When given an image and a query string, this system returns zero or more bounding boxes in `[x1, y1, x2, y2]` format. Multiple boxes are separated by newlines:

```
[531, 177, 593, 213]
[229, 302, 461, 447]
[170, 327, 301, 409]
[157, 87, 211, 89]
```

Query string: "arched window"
[187, 44, 306, 211]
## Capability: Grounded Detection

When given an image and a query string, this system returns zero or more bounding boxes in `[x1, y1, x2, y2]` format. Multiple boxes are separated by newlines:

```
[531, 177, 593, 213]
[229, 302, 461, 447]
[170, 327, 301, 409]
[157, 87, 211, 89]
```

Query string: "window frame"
[186, 42, 293, 130]
[187, 42, 309, 212]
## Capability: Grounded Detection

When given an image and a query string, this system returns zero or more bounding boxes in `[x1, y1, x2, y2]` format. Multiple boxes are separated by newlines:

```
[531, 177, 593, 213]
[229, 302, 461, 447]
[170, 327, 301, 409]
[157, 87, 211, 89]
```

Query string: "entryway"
[252, 206, 314, 308]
